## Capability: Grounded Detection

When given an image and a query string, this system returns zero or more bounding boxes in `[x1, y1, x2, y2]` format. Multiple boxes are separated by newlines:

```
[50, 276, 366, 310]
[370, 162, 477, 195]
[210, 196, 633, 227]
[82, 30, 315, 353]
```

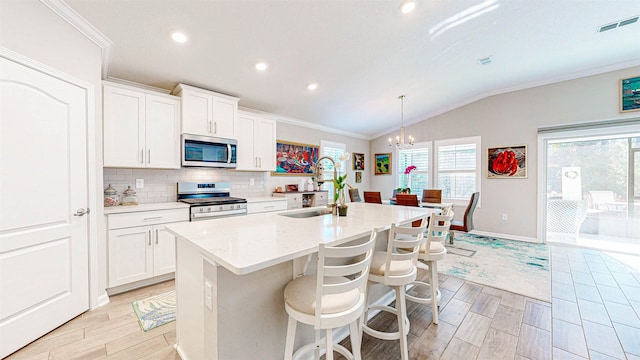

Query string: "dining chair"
[395, 194, 419, 207]
[363, 191, 382, 204]
[422, 189, 442, 204]
[283, 231, 377, 360]
[449, 192, 479, 244]
[405, 211, 453, 324]
[362, 218, 428, 360]
[349, 188, 362, 202]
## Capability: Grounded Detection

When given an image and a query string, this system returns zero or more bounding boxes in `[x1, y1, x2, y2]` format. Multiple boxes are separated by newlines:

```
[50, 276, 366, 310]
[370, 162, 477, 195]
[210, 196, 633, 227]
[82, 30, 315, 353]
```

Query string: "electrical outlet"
[135, 178, 144, 189]
[250, 178, 255, 186]
[502, 213, 508, 221]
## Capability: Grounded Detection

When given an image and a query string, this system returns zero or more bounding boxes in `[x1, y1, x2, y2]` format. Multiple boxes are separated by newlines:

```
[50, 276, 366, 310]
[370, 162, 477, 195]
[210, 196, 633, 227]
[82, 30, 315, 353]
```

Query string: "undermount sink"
[279, 208, 333, 218]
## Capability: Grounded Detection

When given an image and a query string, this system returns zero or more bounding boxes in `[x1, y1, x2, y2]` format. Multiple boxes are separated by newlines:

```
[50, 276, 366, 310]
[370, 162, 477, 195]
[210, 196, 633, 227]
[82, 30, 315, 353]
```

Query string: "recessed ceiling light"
[171, 31, 188, 43]
[399, 0, 416, 14]
[307, 83, 318, 91]
[254, 62, 268, 71]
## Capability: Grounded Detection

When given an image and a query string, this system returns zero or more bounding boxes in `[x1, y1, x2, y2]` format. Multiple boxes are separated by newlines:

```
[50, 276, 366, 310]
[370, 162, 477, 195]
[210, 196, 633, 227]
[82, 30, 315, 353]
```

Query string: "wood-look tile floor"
[6, 245, 640, 360]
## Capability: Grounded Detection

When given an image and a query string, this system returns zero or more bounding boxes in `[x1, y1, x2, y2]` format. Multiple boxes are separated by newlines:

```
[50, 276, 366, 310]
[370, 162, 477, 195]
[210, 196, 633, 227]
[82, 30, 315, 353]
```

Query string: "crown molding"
[104, 77, 173, 94]
[371, 59, 640, 140]
[40, 0, 113, 78]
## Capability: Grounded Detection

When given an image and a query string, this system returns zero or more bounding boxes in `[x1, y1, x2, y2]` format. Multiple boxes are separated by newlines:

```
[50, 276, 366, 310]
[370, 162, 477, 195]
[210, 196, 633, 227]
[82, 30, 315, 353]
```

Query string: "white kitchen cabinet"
[236, 111, 276, 171]
[173, 83, 239, 139]
[103, 82, 180, 169]
[272, 191, 328, 210]
[106, 208, 188, 289]
[247, 199, 288, 214]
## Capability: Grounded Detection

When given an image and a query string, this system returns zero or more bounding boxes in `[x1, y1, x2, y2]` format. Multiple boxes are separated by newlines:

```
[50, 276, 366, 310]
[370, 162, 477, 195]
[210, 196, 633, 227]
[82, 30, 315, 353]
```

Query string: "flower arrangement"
[405, 165, 417, 175]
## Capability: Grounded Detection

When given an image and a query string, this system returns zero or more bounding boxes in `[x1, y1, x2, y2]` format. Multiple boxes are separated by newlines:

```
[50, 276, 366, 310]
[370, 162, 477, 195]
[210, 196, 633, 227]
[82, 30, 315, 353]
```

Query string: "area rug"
[439, 233, 551, 302]
[132, 290, 176, 331]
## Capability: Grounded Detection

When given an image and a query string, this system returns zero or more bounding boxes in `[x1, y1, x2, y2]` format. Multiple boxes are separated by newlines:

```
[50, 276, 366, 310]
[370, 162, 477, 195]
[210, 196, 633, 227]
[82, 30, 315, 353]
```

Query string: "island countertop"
[165, 202, 439, 275]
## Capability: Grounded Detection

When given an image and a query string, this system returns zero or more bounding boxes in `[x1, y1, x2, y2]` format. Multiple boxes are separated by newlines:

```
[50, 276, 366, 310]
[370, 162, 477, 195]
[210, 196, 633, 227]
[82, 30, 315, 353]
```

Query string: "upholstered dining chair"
[283, 231, 377, 360]
[395, 194, 420, 207]
[449, 192, 479, 244]
[363, 191, 382, 204]
[349, 188, 362, 202]
[422, 189, 442, 204]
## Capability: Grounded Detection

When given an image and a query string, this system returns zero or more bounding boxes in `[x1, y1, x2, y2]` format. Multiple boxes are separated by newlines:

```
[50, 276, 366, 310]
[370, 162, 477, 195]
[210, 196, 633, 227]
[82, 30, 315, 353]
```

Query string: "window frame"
[395, 141, 433, 196]
[434, 136, 481, 206]
[320, 140, 347, 200]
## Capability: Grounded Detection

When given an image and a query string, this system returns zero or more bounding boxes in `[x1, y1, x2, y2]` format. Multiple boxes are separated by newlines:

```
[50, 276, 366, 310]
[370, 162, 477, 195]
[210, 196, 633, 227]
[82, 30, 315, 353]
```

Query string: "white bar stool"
[361, 218, 427, 360]
[405, 211, 453, 324]
[283, 230, 377, 360]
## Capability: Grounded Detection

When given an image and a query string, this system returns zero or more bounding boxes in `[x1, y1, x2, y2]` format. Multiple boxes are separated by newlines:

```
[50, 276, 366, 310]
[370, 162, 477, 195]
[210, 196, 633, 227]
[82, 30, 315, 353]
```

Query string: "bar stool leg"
[395, 286, 410, 360]
[326, 328, 334, 360]
[284, 316, 296, 360]
[349, 321, 362, 360]
[430, 261, 440, 324]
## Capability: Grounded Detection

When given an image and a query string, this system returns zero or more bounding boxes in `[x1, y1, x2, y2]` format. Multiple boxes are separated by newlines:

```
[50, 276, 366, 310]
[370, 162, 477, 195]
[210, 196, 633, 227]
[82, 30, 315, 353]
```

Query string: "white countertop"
[104, 202, 190, 214]
[165, 203, 439, 275]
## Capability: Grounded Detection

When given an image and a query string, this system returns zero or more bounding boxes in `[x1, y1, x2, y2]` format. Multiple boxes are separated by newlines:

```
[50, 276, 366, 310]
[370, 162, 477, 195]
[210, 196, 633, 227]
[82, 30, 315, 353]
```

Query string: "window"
[434, 136, 481, 202]
[397, 143, 431, 196]
[320, 140, 346, 200]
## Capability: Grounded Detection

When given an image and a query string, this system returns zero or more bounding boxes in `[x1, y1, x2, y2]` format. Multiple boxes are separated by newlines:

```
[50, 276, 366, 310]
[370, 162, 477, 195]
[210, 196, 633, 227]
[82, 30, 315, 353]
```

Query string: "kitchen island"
[165, 202, 439, 360]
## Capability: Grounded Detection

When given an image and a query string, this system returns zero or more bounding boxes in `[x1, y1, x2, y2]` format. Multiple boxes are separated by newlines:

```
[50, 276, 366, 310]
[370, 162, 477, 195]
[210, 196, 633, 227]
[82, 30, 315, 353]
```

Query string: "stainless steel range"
[177, 182, 247, 221]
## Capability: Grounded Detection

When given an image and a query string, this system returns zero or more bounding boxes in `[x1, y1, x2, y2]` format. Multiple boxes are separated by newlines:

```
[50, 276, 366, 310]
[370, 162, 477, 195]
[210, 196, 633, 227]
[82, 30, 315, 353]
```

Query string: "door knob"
[74, 208, 90, 216]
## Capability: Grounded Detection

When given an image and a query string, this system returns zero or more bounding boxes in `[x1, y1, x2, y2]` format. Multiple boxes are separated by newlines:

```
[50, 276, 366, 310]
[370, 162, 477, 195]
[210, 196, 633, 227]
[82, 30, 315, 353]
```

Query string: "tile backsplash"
[103, 168, 268, 204]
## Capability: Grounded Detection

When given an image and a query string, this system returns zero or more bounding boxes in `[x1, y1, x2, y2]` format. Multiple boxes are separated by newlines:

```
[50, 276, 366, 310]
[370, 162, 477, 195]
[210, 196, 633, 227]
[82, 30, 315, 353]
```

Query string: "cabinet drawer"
[247, 201, 287, 214]
[316, 192, 327, 201]
[108, 208, 189, 230]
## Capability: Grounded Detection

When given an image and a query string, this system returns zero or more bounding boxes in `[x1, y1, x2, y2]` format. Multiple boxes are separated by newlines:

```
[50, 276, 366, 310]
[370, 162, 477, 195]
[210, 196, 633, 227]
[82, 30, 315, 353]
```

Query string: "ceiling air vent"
[598, 15, 639, 32]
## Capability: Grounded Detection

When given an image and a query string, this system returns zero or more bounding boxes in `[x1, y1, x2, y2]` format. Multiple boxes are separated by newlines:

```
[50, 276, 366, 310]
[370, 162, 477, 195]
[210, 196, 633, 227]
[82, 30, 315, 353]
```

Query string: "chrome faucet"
[315, 156, 337, 210]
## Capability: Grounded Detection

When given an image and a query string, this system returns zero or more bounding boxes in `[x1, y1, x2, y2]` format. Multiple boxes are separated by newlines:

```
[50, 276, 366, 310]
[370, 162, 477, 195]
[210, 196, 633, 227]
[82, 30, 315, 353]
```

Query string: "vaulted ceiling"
[65, 0, 640, 138]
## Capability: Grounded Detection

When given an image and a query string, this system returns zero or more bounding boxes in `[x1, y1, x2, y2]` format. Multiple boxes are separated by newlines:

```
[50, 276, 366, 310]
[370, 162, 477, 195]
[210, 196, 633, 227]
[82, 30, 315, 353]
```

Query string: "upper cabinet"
[236, 111, 277, 171]
[103, 82, 180, 169]
[172, 83, 239, 139]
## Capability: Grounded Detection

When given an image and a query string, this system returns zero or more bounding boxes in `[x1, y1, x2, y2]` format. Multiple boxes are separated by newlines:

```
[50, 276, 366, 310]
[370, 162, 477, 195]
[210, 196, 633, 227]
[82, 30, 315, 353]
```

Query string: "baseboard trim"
[469, 230, 541, 244]
[106, 273, 175, 296]
[93, 292, 110, 310]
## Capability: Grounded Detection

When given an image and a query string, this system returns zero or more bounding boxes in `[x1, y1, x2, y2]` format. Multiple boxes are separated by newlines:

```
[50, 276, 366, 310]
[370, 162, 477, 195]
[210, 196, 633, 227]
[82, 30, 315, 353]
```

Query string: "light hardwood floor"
[5, 245, 640, 360]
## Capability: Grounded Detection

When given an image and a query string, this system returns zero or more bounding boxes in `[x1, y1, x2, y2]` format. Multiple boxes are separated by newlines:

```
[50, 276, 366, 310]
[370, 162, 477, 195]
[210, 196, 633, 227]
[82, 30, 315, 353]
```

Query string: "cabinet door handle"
[155, 229, 159, 245]
[141, 149, 144, 163]
[144, 216, 163, 221]
[148, 230, 152, 246]
[264, 205, 275, 209]
[148, 149, 151, 164]
[214, 121, 217, 134]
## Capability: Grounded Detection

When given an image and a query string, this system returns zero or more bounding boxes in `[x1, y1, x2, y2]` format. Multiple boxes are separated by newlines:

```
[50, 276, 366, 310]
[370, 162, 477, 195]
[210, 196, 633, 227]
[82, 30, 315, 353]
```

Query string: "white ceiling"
[65, 0, 640, 138]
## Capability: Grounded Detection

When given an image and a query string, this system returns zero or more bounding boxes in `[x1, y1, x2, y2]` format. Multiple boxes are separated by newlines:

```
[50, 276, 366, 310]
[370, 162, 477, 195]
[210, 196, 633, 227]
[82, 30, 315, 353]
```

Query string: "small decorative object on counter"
[299, 179, 306, 193]
[121, 186, 138, 206]
[307, 178, 314, 191]
[103, 184, 120, 207]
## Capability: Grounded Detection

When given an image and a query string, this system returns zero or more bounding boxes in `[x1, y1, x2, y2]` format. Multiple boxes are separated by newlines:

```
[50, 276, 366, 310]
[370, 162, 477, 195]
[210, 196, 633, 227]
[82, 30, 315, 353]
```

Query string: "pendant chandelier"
[388, 95, 414, 148]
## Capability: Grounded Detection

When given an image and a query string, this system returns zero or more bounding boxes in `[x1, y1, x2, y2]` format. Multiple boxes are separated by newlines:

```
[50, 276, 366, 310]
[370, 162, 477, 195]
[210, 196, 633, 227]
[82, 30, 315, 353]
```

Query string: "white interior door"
[0, 56, 89, 358]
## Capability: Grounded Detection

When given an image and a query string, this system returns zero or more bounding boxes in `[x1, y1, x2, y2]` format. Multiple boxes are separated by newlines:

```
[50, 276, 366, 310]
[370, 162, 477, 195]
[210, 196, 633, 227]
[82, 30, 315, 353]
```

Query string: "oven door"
[190, 208, 247, 221]
[182, 134, 237, 168]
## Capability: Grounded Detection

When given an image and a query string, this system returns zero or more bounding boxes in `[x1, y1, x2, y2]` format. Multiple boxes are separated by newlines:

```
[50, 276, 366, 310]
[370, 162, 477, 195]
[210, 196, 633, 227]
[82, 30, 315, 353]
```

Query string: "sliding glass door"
[540, 125, 640, 253]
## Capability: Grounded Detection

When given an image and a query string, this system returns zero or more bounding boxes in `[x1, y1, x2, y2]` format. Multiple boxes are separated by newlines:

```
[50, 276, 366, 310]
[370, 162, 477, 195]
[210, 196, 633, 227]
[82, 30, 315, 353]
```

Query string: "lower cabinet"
[247, 200, 288, 214]
[106, 208, 188, 289]
[272, 191, 328, 209]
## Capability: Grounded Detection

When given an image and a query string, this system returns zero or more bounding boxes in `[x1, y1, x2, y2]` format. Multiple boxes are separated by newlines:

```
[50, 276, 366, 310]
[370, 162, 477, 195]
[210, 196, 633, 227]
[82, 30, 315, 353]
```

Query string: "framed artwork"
[620, 76, 640, 112]
[353, 152, 365, 170]
[273, 140, 319, 176]
[355, 171, 362, 183]
[374, 153, 392, 175]
[488, 145, 527, 178]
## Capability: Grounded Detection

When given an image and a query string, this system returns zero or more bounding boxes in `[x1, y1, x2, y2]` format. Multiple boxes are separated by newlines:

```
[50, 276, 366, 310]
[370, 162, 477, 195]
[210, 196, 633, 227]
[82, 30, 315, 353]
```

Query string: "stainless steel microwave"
[181, 134, 237, 168]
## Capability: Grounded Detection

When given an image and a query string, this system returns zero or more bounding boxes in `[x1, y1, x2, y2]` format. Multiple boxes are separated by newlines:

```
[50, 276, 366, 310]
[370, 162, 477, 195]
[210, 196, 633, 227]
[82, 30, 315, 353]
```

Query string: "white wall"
[1, 0, 106, 298]
[267, 121, 371, 199]
[371, 66, 640, 241]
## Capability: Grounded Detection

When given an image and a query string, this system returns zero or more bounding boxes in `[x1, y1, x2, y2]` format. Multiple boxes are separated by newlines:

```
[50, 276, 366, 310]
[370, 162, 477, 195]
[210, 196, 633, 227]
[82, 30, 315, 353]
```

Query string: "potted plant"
[334, 173, 348, 216]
